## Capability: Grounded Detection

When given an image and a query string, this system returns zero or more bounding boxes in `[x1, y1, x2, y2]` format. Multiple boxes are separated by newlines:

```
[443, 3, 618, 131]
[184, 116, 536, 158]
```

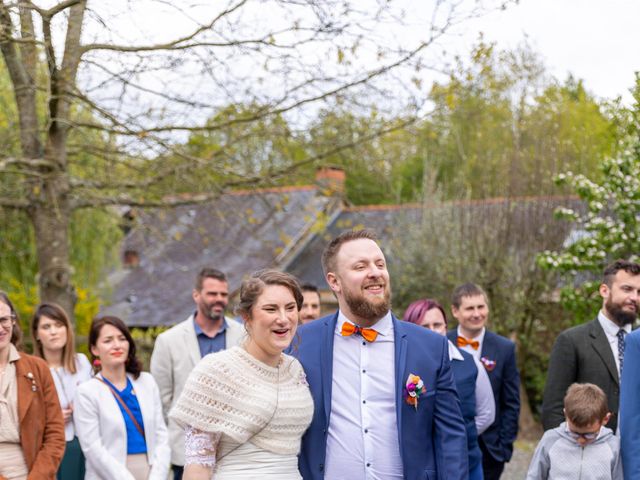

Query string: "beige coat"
[149, 315, 244, 465]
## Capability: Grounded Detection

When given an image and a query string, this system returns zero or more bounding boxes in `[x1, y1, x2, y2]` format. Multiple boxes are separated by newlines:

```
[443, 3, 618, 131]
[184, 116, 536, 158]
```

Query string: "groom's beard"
[343, 284, 391, 321]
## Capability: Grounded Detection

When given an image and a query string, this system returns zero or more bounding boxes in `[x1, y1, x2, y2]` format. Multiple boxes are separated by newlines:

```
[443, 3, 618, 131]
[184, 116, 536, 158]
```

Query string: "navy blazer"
[451, 349, 482, 471]
[620, 329, 640, 478]
[293, 312, 468, 480]
[447, 329, 520, 464]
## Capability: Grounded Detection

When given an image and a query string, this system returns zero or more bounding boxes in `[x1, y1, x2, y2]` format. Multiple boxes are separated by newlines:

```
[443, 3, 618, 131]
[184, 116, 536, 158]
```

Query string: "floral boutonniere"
[480, 357, 497, 372]
[25, 372, 38, 392]
[404, 374, 425, 410]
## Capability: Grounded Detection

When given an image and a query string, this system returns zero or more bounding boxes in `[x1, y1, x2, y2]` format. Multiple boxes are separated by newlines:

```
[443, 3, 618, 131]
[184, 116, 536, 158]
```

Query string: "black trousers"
[172, 465, 184, 480]
[480, 442, 505, 480]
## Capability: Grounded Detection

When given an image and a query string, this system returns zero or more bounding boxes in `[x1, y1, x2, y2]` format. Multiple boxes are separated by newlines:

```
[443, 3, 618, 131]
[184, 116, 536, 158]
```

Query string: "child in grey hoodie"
[526, 383, 622, 480]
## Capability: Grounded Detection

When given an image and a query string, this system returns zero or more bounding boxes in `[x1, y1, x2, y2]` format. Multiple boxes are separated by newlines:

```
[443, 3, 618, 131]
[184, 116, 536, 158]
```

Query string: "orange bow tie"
[341, 322, 378, 342]
[457, 336, 480, 350]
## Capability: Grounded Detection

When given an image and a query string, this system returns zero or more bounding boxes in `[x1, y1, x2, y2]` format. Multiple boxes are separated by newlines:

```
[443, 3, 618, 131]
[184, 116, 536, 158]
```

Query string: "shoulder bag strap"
[96, 377, 146, 440]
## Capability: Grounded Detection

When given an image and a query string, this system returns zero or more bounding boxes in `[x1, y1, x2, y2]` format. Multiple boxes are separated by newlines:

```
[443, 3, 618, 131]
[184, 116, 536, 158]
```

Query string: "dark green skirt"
[57, 437, 85, 480]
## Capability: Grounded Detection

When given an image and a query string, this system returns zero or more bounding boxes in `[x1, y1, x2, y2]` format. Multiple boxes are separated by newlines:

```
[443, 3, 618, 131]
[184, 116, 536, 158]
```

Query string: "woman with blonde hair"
[31, 303, 92, 480]
[171, 269, 313, 480]
[0, 292, 65, 480]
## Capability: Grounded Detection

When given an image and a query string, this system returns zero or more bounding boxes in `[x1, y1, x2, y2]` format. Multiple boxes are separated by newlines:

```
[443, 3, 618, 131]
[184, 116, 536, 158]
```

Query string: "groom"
[293, 229, 468, 480]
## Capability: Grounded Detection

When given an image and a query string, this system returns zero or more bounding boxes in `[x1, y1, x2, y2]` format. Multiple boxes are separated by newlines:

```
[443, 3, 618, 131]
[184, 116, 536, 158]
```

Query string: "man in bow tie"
[447, 283, 521, 480]
[293, 229, 468, 480]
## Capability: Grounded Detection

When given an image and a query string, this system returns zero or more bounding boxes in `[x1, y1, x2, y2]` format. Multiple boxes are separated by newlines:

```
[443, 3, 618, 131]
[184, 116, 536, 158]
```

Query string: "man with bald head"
[292, 229, 468, 480]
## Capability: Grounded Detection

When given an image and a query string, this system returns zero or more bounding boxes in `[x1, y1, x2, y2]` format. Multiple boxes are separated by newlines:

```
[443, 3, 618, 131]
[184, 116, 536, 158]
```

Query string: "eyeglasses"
[0, 315, 16, 328]
[566, 428, 599, 441]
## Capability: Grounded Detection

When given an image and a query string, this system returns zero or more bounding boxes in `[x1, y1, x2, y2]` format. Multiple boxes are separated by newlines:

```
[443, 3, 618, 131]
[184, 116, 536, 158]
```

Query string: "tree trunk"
[29, 180, 76, 319]
[518, 383, 542, 441]
[29, 124, 76, 319]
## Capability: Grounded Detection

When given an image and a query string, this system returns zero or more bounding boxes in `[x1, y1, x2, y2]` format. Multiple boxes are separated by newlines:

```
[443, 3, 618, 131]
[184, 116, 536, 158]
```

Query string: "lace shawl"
[169, 346, 313, 455]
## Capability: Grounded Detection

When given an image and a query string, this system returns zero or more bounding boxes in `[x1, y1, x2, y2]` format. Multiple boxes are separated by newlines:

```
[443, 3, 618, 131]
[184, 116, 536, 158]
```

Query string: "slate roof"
[286, 195, 584, 289]
[103, 188, 583, 327]
[101, 186, 337, 327]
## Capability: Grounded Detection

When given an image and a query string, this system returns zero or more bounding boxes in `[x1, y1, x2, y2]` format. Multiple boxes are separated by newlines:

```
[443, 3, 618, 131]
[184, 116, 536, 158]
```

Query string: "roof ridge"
[345, 194, 580, 212]
[228, 184, 317, 196]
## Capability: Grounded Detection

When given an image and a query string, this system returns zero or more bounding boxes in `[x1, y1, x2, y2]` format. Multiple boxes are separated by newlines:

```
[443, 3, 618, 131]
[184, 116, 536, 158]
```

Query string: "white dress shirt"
[598, 310, 631, 377]
[598, 310, 631, 436]
[456, 326, 486, 362]
[447, 340, 495, 435]
[325, 311, 403, 480]
[50, 353, 93, 441]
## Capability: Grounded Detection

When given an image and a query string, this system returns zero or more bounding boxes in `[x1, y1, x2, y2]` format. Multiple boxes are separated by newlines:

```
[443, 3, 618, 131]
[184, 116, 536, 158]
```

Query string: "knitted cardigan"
[170, 346, 313, 455]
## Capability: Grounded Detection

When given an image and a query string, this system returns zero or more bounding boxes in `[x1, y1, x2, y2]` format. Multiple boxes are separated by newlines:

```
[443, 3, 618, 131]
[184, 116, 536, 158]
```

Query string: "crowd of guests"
[0, 229, 639, 480]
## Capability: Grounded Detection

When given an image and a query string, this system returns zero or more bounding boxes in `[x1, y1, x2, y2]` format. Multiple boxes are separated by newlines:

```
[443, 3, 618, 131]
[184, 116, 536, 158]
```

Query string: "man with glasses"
[526, 383, 621, 480]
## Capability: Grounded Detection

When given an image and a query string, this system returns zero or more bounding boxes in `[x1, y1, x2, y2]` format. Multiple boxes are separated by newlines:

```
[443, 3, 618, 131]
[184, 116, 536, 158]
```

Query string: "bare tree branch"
[81, 0, 250, 53]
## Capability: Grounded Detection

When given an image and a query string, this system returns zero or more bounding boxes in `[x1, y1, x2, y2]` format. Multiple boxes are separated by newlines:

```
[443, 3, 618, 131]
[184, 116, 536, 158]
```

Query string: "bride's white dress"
[172, 347, 313, 480]
[214, 441, 300, 479]
[186, 427, 302, 479]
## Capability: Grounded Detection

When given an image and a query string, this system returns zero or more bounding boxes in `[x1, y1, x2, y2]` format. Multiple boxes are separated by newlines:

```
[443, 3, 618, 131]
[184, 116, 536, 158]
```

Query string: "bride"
[170, 270, 313, 480]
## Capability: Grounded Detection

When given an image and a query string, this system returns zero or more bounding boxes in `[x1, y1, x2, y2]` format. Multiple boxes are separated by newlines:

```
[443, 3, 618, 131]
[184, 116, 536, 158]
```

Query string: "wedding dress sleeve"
[184, 426, 222, 467]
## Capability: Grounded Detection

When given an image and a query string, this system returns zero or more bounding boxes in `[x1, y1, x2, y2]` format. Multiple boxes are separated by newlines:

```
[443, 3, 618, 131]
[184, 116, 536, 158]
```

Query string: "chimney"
[315, 166, 345, 195]
[123, 250, 140, 268]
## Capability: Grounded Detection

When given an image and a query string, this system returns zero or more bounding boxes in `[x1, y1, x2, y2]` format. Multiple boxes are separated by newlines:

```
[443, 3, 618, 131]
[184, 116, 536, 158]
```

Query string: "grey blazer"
[149, 314, 245, 465]
[541, 319, 620, 432]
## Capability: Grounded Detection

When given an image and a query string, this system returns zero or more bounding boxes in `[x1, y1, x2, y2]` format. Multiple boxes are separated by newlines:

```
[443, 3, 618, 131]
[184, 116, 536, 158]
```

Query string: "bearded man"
[292, 229, 468, 480]
[150, 267, 244, 480]
[542, 259, 640, 434]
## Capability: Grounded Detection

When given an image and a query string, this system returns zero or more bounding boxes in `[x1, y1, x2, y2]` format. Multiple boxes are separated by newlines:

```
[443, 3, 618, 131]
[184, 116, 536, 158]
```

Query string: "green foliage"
[3, 279, 100, 353]
[424, 40, 618, 199]
[131, 327, 168, 370]
[178, 103, 309, 191]
[0, 63, 122, 320]
[389, 198, 576, 416]
[0, 207, 121, 320]
[538, 139, 640, 323]
[303, 109, 424, 205]
[538, 74, 640, 322]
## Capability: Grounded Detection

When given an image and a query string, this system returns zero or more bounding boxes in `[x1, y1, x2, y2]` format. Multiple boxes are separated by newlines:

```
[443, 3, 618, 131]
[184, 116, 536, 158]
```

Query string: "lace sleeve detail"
[185, 426, 222, 467]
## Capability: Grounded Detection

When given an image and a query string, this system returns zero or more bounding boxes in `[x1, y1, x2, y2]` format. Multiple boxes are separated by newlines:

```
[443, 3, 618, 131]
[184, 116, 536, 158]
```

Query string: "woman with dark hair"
[31, 303, 92, 480]
[403, 298, 495, 480]
[0, 292, 65, 480]
[170, 269, 313, 480]
[75, 316, 170, 480]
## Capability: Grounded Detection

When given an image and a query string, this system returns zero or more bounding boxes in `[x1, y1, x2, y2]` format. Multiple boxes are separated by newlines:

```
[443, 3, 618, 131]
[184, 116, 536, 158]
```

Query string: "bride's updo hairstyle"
[236, 270, 304, 323]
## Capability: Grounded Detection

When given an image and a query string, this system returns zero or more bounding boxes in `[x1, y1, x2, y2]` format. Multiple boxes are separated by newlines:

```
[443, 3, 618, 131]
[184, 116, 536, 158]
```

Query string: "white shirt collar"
[598, 310, 632, 336]
[447, 339, 464, 361]
[336, 310, 393, 337]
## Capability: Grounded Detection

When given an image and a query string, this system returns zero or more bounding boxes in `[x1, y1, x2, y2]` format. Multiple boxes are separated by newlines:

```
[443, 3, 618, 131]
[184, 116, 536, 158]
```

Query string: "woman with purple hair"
[403, 299, 495, 480]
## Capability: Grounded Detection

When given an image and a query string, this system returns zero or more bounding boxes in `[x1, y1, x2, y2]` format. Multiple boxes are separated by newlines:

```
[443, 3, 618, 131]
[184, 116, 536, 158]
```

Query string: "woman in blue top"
[403, 299, 495, 480]
[75, 316, 170, 480]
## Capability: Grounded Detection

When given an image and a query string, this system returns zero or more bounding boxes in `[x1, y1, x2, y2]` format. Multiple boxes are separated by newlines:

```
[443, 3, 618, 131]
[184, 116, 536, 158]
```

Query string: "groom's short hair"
[322, 229, 378, 277]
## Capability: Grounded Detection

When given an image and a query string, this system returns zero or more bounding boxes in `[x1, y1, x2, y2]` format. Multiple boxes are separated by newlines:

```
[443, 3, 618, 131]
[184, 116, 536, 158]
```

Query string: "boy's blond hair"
[564, 383, 608, 427]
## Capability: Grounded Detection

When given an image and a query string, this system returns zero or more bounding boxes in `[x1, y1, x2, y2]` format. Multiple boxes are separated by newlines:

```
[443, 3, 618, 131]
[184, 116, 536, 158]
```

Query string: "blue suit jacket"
[451, 349, 482, 471]
[293, 312, 468, 480]
[620, 329, 640, 479]
[447, 329, 520, 464]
